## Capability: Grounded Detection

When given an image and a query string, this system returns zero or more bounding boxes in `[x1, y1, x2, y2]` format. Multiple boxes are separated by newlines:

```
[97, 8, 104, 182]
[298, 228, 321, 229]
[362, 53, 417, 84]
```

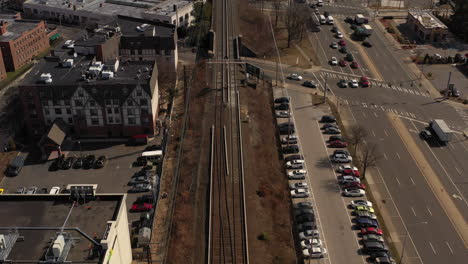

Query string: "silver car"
[289, 182, 308, 190]
[26, 187, 37, 194]
[342, 189, 365, 197]
[291, 188, 310, 198]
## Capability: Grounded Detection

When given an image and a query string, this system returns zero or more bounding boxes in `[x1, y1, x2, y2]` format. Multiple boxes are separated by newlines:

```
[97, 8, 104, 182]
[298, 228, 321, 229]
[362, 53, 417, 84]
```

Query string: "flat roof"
[409, 11, 447, 29]
[0, 195, 122, 262]
[117, 15, 175, 37]
[20, 48, 155, 86]
[0, 20, 41, 42]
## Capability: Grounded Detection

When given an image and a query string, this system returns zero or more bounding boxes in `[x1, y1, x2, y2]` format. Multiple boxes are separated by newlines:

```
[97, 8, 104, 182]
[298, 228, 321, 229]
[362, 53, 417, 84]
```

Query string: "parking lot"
[0, 140, 160, 244]
[274, 82, 395, 263]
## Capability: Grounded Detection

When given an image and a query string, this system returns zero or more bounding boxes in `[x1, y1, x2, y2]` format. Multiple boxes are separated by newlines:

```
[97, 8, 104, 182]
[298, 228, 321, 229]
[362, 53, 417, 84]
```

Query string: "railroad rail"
[207, 0, 248, 263]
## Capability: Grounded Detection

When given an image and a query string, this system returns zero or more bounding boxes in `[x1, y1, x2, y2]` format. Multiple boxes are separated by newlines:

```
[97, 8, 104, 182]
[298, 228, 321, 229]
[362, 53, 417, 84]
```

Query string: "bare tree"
[272, 0, 282, 26]
[358, 143, 381, 179]
[285, 2, 308, 47]
[346, 125, 369, 154]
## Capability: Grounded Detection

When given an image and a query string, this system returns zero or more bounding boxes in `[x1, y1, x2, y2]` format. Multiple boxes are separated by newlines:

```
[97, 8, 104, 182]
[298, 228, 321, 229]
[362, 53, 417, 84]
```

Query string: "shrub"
[257, 232, 268, 241]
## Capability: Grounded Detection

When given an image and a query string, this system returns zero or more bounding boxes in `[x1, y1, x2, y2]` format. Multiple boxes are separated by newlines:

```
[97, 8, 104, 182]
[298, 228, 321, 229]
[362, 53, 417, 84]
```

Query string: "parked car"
[356, 218, 379, 228]
[339, 46, 348, 53]
[342, 188, 365, 197]
[336, 32, 343, 39]
[320, 115, 336, 123]
[362, 241, 389, 253]
[346, 53, 354, 61]
[128, 176, 154, 185]
[131, 203, 153, 212]
[289, 182, 308, 189]
[288, 73, 303, 81]
[275, 97, 290, 104]
[73, 157, 83, 169]
[360, 76, 370, 87]
[331, 26, 337, 32]
[329, 136, 344, 142]
[324, 127, 341, 134]
[288, 170, 307, 180]
[6, 156, 24, 176]
[94, 156, 107, 169]
[322, 123, 338, 129]
[339, 40, 346, 46]
[49, 186, 61, 194]
[351, 62, 360, 69]
[334, 149, 350, 156]
[293, 201, 313, 210]
[83, 155, 96, 169]
[296, 214, 315, 223]
[281, 135, 298, 144]
[338, 165, 359, 174]
[332, 153, 352, 163]
[330, 57, 338, 65]
[350, 79, 359, 88]
[350, 200, 373, 208]
[61, 157, 74, 170]
[145, 145, 162, 151]
[15, 186, 26, 194]
[303, 80, 317, 88]
[355, 211, 377, 220]
[279, 126, 295, 135]
[339, 175, 361, 184]
[338, 79, 348, 88]
[361, 227, 383, 236]
[330, 42, 338, 49]
[276, 111, 290, 118]
[362, 234, 385, 243]
[286, 160, 305, 169]
[339, 59, 348, 67]
[294, 208, 314, 218]
[284, 154, 304, 162]
[275, 103, 290, 111]
[135, 194, 155, 204]
[301, 238, 322, 248]
[302, 247, 327, 259]
[362, 41, 372, 47]
[128, 184, 153, 193]
[342, 182, 366, 190]
[291, 188, 310, 198]
[329, 140, 348, 148]
[26, 187, 37, 194]
[299, 230, 320, 240]
[354, 205, 375, 214]
[420, 130, 432, 140]
[297, 222, 317, 232]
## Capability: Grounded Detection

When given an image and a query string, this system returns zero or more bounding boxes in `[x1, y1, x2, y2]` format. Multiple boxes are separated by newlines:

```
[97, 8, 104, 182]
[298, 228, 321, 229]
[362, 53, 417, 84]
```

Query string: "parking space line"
[446, 241, 454, 254]
[411, 207, 417, 217]
[384, 129, 389, 136]
[362, 112, 367, 118]
[427, 206, 432, 216]
[383, 153, 388, 160]
[455, 167, 461, 175]
[373, 112, 378, 118]
[429, 241, 437, 254]
[395, 177, 401, 185]
[372, 130, 376, 137]
[396, 152, 401, 159]
[410, 177, 416, 185]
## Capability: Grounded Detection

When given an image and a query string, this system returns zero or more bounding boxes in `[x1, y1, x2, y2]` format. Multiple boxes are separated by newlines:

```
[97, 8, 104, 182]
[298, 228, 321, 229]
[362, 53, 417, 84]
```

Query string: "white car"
[342, 188, 365, 197]
[330, 57, 338, 65]
[281, 135, 298, 144]
[288, 73, 303, 81]
[299, 230, 320, 240]
[63, 40, 75, 49]
[276, 111, 290, 118]
[350, 79, 359, 88]
[339, 175, 361, 184]
[332, 153, 351, 163]
[289, 182, 308, 189]
[350, 200, 373, 208]
[337, 165, 358, 173]
[286, 159, 305, 169]
[303, 246, 327, 259]
[301, 238, 322, 248]
[291, 188, 310, 198]
[49, 186, 61, 194]
[288, 169, 307, 177]
[336, 31, 343, 39]
[330, 42, 338, 49]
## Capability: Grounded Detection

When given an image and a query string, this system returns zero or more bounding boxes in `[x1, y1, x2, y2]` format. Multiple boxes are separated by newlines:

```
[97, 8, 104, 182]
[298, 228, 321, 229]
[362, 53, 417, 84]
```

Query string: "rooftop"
[21, 48, 155, 86]
[116, 15, 175, 37]
[0, 19, 42, 42]
[409, 11, 448, 29]
[0, 195, 123, 262]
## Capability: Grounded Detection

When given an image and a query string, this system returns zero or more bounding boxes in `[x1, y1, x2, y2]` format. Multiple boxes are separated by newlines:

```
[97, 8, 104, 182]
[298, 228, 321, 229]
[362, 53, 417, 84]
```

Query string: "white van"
[319, 15, 326, 25]
[327, 16, 335, 25]
[141, 150, 163, 161]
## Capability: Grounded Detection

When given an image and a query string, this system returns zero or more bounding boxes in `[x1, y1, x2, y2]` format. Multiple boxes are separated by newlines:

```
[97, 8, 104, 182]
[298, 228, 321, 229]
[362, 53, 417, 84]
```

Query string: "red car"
[342, 182, 366, 190]
[360, 76, 370, 87]
[339, 40, 346, 46]
[351, 61, 359, 69]
[361, 227, 383, 236]
[329, 140, 348, 148]
[343, 168, 361, 177]
[339, 60, 348, 67]
[131, 203, 153, 212]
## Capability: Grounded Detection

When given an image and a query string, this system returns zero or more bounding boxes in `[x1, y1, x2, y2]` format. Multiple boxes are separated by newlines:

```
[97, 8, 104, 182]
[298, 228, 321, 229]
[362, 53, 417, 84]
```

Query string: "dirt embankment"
[240, 78, 296, 264]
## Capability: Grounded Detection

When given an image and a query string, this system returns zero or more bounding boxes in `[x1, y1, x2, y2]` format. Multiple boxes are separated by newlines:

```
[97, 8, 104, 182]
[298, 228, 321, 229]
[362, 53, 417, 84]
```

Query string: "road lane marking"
[446, 241, 454, 254]
[372, 130, 376, 137]
[411, 207, 417, 216]
[410, 177, 416, 185]
[427, 206, 432, 216]
[384, 129, 389, 136]
[429, 242, 437, 254]
[455, 167, 461, 175]
[396, 152, 401, 159]
[383, 153, 388, 160]
[395, 177, 401, 185]
[374, 112, 378, 118]
[362, 112, 367, 118]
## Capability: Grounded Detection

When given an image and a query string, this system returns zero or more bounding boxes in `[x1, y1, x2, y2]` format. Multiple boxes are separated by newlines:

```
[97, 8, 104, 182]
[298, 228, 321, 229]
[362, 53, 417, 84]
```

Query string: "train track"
[207, 0, 248, 263]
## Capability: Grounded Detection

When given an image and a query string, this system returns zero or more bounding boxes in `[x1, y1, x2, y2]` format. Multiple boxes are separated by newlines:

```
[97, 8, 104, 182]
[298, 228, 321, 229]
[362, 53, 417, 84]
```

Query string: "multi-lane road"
[251, 1, 467, 263]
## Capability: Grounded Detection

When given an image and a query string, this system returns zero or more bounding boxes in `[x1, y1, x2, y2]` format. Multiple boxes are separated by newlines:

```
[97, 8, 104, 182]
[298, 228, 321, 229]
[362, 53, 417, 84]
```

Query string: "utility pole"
[323, 73, 328, 103]
[446, 71, 452, 97]
[275, 60, 279, 88]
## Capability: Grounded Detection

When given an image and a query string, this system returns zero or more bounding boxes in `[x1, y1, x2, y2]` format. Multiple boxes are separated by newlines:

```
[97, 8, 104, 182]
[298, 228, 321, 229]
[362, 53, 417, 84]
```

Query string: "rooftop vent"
[52, 235, 65, 257]
[40, 73, 52, 84]
[136, 24, 150, 32]
[102, 71, 114, 80]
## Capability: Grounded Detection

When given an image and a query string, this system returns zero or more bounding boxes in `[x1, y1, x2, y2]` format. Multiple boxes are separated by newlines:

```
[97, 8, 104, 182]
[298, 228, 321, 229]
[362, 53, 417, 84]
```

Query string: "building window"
[89, 100, 96, 107]
[78, 91, 84, 97]
[143, 117, 149, 124]
[68, 117, 73, 124]
[75, 100, 83, 106]
[91, 118, 99, 126]
[141, 108, 148, 115]
[44, 109, 50, 115]
[66, 108, 72, 115]
[136, 89, 142, 96]
[90, 109, 98, 116]
[105, 99, 111, 105]
[140, 99, 148, 106]
[115, 117, 121, 124]
[128, 118, 136, 125]
[41, 101, 48, 106]
[107, 108, 112, 114]
[127, 100, 133, 106]
[53, 99, 60, 105]
[127, 109, 134, 115]
[113, 99, 119, 105]
[30, 113, 38, 119]
[108, 117, 113, 123]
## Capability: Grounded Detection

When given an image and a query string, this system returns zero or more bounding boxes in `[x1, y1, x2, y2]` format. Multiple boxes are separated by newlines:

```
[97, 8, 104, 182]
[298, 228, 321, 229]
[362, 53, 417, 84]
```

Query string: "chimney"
[0, 21, 9, 36]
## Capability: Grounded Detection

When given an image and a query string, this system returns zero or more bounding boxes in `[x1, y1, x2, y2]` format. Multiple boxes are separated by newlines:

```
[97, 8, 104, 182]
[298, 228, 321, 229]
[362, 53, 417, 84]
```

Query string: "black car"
[279, 122, 295, 129]
[49, 156, 64, 171]
[284, 154, 304, 162]
[293, 202, 313, 210]
[309, 4, 316, 9]
[136, 194, 155, 204]
[331, 26, 338, 32]
[94, 156, 107, 169]
[322, 123, 338, 130]
[302, 81, 317, 88]
[339, 46, 348, 53]
[275, 103, 290, 110]
[297, 222, 317, 232]
[329, 136, 344, 142]
[274, 97, 290, 104]
[83, 155, 96, 169]
[338, 79, 347, 88]
[296, 214, 315, 223]
[320, 115, 336, 123]
[73, 157, 83, 169]
[62, 157, 75, 170]
[345, 17, 353, 23]
[282, 145, 299, 154]
[345, 53, 354, 61]
[294, 208, 314, 217]
[324, 11, 329, 17]
[362, 41, 372, 47]
[420, 130, 432, 140]
[362, 241, 389, 253]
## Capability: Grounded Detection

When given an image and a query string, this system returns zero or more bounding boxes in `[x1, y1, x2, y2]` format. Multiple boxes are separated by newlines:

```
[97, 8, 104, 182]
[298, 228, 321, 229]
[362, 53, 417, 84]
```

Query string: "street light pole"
[399, 221, 428, 264]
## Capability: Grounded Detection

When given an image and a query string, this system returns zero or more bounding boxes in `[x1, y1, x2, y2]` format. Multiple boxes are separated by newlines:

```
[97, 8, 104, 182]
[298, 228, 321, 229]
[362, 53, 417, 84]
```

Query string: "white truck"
[430, 119, 454, 142]
[355, 14, 368, 24]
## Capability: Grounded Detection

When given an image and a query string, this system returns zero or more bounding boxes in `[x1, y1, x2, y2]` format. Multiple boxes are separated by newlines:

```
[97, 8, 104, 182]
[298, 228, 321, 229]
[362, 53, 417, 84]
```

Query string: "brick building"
[0, 17, 50, 72]
[19, 49, 160, 140]
[407, 11, 448, 42]
[0, 49, 6, 81]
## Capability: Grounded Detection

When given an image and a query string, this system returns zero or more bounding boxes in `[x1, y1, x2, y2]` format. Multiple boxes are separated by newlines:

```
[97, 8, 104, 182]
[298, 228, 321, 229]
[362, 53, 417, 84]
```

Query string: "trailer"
[355, 14, 368, 24]
[430, 119, 454, 142]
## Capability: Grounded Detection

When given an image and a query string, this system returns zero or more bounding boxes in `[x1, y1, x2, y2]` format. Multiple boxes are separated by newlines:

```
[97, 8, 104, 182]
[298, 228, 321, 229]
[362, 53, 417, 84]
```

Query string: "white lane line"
[446, 241, 454, 254]
[363, 112, 367, 118]
[427, 206, 432, 216]
[384, 129, 389, 136]
[455, 167, 461, 175]
[380, 106, 385, 111]
[383, 153, 388, 160]
[396, 152, 401, 159]
[411, 207, 417, 216]
[372, 130, 376, 137]
[410, 113, 416, 118]
[410, 177, 416, 185]
[429, 242, 437, 254]
[374, 112, 378, 118]
[395, 177, 401, 185]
